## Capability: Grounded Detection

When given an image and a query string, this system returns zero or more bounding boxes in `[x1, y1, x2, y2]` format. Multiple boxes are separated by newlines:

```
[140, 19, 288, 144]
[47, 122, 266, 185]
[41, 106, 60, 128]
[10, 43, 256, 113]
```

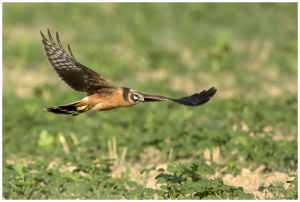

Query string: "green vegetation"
[3, 3, 297, 199]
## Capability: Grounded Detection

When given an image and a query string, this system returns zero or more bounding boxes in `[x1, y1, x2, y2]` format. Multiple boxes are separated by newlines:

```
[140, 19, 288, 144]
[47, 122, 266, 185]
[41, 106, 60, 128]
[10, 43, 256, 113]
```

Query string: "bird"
[40, 29, 217, 116]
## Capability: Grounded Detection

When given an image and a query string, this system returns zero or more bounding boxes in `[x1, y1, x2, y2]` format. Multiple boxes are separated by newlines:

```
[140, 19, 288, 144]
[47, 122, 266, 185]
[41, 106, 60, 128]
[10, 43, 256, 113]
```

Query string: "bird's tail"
[45, 99, 90, 116]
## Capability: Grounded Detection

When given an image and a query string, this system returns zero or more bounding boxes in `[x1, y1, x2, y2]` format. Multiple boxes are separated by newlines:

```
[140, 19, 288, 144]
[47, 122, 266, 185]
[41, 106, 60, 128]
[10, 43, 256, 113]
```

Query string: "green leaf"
[38, 130, 54, 147]
[14, 163, 24, 176]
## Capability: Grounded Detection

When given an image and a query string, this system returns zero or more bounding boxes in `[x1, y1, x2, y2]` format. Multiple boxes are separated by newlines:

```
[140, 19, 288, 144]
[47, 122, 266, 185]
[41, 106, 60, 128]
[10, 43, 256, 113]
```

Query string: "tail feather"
[45, 100, 89, 116]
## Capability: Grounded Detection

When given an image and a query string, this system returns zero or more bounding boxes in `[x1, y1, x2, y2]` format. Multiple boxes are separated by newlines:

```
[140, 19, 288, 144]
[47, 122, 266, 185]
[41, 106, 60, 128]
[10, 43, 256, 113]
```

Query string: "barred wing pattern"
[40, 29, 116, 95]
[142, 87, 217, 106]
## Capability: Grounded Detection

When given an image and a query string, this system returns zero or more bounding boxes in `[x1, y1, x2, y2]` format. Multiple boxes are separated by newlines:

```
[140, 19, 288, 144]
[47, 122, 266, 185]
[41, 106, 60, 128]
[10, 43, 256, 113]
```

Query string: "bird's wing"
[142, 87, 217, 106]
[41, 29, 116, 95]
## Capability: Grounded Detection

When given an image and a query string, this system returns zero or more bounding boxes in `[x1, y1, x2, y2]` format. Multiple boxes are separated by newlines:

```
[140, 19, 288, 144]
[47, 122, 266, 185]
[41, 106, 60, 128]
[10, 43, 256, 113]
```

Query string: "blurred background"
[3, 3, 297, 199]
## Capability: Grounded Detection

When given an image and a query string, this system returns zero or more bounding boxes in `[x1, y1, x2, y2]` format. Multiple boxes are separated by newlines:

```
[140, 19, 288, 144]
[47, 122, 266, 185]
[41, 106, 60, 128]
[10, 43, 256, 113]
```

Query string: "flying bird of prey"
[41, 29, 217, 116]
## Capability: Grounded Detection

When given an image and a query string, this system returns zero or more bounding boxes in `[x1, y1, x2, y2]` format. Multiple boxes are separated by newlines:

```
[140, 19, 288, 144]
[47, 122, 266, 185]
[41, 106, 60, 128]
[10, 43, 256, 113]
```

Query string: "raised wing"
[142, 87, 217, 106]
[40, 29, 116, 95]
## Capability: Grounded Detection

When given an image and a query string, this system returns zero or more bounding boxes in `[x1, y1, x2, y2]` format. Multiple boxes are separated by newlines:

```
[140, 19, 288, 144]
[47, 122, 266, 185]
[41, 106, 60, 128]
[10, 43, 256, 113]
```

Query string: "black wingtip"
[171, 86, 217, 107]
[56, 31, 60, 42]
[207, 87, 217, 97]
[198, 86, 217, 104]
[47, 29, 55, 44]
[67, 43, 75, 59]
[40, 30, 46, 39]
[56, 31, 65, 50]
[47, 28, 50, 37]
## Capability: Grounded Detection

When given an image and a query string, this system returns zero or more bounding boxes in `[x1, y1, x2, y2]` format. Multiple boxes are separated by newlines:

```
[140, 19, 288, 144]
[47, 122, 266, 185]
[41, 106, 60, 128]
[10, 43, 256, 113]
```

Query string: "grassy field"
[3, 3, 297, 199]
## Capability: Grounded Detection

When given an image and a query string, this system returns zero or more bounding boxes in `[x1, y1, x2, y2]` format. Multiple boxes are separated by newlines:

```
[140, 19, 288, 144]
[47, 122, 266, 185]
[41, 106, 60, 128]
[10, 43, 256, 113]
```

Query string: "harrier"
[41, 29, 217, 116]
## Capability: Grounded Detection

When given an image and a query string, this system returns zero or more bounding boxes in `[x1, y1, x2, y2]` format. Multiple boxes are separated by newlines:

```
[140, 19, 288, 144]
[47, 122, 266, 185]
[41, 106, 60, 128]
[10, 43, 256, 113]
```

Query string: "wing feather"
[142, 87, 217, 106]
[41, 29, 116, 95]
[67, 44, 75, 59]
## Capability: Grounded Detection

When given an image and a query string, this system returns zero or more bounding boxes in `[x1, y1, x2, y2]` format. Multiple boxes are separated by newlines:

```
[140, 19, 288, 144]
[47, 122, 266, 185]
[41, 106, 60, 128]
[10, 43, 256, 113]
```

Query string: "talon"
[77, 105, 88, 111]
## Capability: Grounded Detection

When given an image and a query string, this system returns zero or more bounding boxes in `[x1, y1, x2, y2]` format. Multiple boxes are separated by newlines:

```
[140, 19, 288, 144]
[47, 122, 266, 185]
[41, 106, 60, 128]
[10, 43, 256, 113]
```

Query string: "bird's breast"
[88, 91, 136, 111]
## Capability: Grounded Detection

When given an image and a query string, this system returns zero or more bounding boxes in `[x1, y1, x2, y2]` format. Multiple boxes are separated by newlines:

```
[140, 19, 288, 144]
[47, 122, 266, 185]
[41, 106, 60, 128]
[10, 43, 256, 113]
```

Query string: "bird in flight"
[41, 29, 217, 116]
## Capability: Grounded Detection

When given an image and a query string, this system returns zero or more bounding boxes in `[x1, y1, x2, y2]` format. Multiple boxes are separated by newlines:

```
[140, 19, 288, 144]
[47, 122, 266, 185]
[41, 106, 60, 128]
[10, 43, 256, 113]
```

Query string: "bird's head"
[129, 90, 144, 103]
[122, 87, 144, 104]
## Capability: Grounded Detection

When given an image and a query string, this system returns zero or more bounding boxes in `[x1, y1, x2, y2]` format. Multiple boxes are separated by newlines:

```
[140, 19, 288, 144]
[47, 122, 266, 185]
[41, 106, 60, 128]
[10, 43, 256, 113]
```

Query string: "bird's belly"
[91, 102, 119, 111]
[88, 92, 135, 111]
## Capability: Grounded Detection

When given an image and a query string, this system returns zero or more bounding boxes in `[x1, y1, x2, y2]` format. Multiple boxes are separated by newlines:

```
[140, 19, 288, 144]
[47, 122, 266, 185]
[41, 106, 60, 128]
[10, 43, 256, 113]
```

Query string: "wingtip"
[47, 28, 55, 43]
[207, 86, 217, 94]
[40, 30, 45, 38]
[210, 86, 217, 91]
[56, 31, 59, 41]
[207, 86, 217, 97]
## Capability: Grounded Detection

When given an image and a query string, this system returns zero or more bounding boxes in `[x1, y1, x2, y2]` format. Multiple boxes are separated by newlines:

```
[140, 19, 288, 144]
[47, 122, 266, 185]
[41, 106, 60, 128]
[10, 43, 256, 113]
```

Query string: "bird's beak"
[139, 96, 145, 103]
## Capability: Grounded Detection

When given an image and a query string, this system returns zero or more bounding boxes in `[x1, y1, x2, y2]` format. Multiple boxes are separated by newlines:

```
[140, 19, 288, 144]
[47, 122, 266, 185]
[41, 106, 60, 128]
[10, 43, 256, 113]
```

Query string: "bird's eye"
[131, 93, 140, 102]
